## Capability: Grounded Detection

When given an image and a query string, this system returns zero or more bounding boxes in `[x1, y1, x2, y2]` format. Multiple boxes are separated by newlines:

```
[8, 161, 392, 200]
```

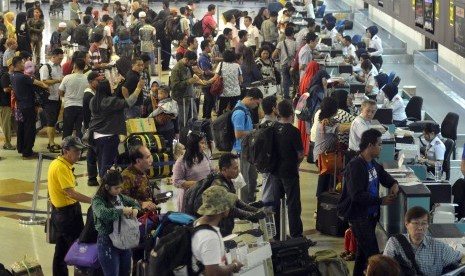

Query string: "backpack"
[313, 250, 350, 276]
[73, 24, 91, 46]
[192, 18, 204, 37]
[153, 18, 167, 40]
[212, 106, 247, 152]
[294, 86, 324, 123]
[92, 24, 105, 39]
[183, 174, 218, 217]
[241, 121, 277, 173]
[148, 223, 216, 276]
[130, 21, 144, 44]
[165, 16, 182, 41]
[116, 25, 130, 41]
[34, 64, 52, 106]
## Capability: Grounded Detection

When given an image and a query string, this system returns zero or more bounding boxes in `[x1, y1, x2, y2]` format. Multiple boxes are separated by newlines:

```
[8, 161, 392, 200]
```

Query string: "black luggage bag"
[316, 192, 348, 237]
[271, 237, 319, 276]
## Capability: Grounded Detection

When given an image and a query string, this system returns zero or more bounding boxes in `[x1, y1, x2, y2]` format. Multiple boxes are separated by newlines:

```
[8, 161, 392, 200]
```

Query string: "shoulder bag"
[210, 61, 223, 96]
[393, 234, 424, 276]
[317, 120, 343, 175]
[109, 195, 141, 250]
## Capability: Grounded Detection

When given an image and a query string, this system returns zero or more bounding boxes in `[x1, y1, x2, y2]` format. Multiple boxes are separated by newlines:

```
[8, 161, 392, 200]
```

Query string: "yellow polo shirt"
[47, 156, 77, 208]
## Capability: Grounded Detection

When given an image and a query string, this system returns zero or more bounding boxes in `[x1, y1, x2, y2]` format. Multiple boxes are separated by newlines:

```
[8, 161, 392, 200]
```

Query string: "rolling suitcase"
[316, 192, 348, 237]
[271, 237, 319, 276]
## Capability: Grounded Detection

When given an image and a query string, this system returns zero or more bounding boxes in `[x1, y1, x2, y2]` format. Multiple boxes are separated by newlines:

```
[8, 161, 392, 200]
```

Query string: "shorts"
[43, 100, 61, 127]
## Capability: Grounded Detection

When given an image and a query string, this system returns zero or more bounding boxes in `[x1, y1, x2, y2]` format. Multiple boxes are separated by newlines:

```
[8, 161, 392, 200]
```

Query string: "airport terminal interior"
[0, 0, 465, 274]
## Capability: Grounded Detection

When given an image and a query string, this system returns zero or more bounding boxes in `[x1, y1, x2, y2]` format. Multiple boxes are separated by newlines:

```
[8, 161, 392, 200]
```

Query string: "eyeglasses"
[409, 221, 429, 228]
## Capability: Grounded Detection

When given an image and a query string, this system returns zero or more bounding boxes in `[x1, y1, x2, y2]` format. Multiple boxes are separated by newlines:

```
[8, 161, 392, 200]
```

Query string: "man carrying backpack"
[94, 15, 113, 63]
[73, 15, 92, 52]
[272, 26, 297, 100]
[153, 1, 171, 71]
[232, 88, 263, 203]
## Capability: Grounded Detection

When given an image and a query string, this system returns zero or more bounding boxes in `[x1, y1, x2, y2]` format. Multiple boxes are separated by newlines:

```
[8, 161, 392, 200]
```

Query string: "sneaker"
[3, 144, 16, 150]
[87, 179, 99, 186]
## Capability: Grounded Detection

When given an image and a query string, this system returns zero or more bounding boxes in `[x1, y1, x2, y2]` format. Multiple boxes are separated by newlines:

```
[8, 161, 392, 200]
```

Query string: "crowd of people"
[0, 0, 462, 276]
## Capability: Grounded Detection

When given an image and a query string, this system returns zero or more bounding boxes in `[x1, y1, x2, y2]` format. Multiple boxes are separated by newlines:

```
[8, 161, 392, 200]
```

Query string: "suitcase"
[124, 134, 166, 153]
[408, 120, 440, 133]
[271, 237, 318, 276]
[316, 192, 348, 237]
[126, 118, 157, 134]
[149, 152, 174, 178]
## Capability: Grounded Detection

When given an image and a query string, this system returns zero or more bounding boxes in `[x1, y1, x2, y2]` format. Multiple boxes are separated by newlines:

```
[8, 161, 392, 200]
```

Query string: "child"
[2, 38, 17, 68]
[92, 170, 141, 276]
[149, 85, 178, 152]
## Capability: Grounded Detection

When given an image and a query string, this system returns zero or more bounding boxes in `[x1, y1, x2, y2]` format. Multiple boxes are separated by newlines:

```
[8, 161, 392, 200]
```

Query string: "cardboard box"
[126, 118, 157, 134]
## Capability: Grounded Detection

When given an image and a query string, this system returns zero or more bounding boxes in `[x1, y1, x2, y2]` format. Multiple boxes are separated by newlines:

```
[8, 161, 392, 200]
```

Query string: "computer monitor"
[373, 108, 393, 124]
[338, 65, 353, 74]
[349, 83, 365, 94]
[424, 182, 452, 209]
[321, 38, 332, 47]
[330, 50, 343, 58]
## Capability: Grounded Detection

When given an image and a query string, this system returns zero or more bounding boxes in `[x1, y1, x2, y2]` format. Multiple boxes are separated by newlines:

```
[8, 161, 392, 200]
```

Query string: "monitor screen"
[455, 5, 465, 47]
[424, 0, 434, 33]
[415, 0, 424, 28]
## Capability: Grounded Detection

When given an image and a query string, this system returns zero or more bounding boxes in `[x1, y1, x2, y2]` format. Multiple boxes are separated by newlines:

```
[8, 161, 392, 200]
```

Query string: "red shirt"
[61, 61, 72, 76]
[202, 13, 216, 35]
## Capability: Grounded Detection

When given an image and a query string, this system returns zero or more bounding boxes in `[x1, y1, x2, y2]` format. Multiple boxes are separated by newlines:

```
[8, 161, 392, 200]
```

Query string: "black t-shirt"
[0, 73, 11, 107]
[273, 122, 304, 178]
[124, 70, 143, 106]
[11, 71, 35, 109]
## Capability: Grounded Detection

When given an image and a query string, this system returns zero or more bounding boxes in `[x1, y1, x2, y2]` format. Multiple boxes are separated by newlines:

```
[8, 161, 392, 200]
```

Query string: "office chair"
[352, 34, 362, 46]
[405, 96, 423, 123]
[442, 138, 455, 180]
[441, 112, 459, 159]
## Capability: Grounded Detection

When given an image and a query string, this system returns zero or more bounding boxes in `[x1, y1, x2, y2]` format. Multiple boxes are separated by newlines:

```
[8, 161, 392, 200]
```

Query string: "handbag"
[45, 197, 57, 244]
[209, 62, 223, 96]
[64, 240, 100, 268]
[109, 196, 140, 250]
[317, 151, 343, 175]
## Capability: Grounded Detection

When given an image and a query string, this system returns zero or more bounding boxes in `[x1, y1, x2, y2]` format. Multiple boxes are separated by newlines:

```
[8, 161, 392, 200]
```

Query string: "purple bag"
[65, 240, 100, 268]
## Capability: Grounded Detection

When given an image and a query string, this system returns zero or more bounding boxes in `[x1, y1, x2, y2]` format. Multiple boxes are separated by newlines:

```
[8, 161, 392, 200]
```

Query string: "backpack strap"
[190, 224, 219, 275]
[393, 234, 424, 275]
[232, 105, 248, 127]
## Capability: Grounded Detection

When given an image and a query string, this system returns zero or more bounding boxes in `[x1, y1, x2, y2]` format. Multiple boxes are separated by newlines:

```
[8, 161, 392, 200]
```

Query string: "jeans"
[142, 51, 156, 76]
[202, 86, 214, 119]
[95, 135, 120, 179]
[51, 203, 84, 276]
[63, 106, 83, 139]
[281, 64, 291, 98]
[177, 98, 197, 129]
[349, 216, 379, 276]
[17, 107, 36, 156]
[97, 235, 131, 276]
[271, 174, 303, 238]
[124, 105, 142, 119]
[0, 106, 12, 147]
[87, 146, 98, 181]
[240, 152, 258, 203]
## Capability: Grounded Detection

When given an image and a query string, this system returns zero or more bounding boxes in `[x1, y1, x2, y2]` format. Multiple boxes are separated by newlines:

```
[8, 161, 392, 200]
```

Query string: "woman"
[374, 73, 389, 104]
[366, 255, 400, 276]
[70, 0, 81, 20]
[366, 26, 383, 69]
[313, 97, 350, 198]
[4, 12, 15, 40]
[255, 46, 276, 83]
[16, 12, 31, 53]
[89, 79, 143, 179]
[92, 170, 141, 276]
[297, 61, 319, 158]
[211, 34, 227, 68]
[27, 8, 44, 65]
[217, 49, 242, 115]
[382, 83, 407, 127]
[173, 131, 213, 212]
[85, 7, 96, 28]
[253, 7, 269, 30]
[241, 47, 262, 87]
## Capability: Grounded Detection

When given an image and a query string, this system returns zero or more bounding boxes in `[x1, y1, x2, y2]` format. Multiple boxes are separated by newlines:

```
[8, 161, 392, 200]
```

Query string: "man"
[243, 16, 260, 54]
[278, 2, 294, 24]
[298, 32, 318, 80]
[359, 59, 379, 96]
[348, 99, 377, 154]
[88, 33, 109, 71]
[235, 30, 248, 56]
[193, 185, 243, 275]
[156, 1, 172, 71]
[96, 14, 113, 63]
[225, 14, 239, 49]
[271, 100, 305, 239]
[40, 48, 64, 153]
[138, 11, 157, 76]
[112, 1, 121, 16]
[171, 51, 204, 128]
[140, 54, 152, 117]
[0, 58, 15, 151]
[83, 72, 104, 186]
[232, 88, 263, 203]
[419, 123, 445, 174]
[58, 59, 89, 139]
[342, 35, 356, 60]
[154, 0, 170, 22]
[180, 6, 190, 37]
[337, 128, 399, 276]
[295, 18, 316, 48]
[384, 206, 463, 275]
[187, 1, 196, 34]
[202, 4, 217, 37]
[272, 26, 297, 99]
[262, 11, 279, 46]
[121, 145, 158, 273]
[10, 56, 48, 159]
[26, 1, 44, 20]
[73, 15, 93, 52]
[198, 40, 215, 120]
[122, 58, 144, 119]
[48, 136, 92, 276]
[112, 7, 126, 34]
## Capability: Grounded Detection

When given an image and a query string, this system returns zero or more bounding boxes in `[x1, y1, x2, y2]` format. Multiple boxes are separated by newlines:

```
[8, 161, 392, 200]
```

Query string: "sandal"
[49, 144, 61, 153]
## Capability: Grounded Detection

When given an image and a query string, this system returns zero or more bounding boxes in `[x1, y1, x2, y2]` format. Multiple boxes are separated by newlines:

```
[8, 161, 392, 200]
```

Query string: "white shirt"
[383, 94, 407, 121]
[40, 61, 63, 101]
[365, 67, 379, 95]
[191, 225, 225, 267]
[298, 44, 312, 79]
[99, 25, 112, 49]
[349, 115, 371, 151]
[294, 28, 309, 48]
[426, 136, 446, 161]
[245, 25, 260, 48]
[369, 35, 383, 57]
[343, 44, 356, 59]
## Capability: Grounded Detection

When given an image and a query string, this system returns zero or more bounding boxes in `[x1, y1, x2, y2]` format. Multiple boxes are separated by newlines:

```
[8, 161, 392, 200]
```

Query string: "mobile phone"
[153, 191, 173, 203]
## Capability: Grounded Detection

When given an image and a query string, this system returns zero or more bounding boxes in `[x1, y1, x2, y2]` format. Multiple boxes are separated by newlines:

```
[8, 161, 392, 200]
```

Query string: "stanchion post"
[19, 153, 46, 225]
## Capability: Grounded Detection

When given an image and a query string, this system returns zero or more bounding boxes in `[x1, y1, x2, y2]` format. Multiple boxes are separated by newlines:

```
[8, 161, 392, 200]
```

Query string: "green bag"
[313, 250, 350, 276]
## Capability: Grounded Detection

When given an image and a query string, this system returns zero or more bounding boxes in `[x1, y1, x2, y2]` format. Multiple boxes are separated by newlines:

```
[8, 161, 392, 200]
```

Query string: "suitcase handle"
[274, 247, 305, 258]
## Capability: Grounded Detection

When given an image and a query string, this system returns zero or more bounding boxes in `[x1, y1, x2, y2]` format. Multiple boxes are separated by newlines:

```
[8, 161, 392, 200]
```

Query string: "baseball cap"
[62, 136, 87, 150]
[197, 186, 237, 216]
[58, 22, 67, 28]
[139, 11, 146, 18]
[87, 71, 104, 82]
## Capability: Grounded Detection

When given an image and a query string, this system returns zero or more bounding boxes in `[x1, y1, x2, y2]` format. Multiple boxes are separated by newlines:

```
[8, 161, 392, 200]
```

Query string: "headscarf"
[374, 73, 389, 89]
[382, 83, 398, 101]
[298, 61, 319, 95]
[4, 12, 15, 39]
[366, 26, 379, 37]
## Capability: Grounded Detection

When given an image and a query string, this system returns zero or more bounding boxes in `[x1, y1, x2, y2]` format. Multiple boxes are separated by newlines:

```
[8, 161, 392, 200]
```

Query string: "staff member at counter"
[419, 123, 445, 173]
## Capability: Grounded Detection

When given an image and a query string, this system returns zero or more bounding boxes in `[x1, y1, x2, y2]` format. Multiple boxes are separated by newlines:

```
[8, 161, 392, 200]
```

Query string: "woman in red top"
[175, 34, 188, 61]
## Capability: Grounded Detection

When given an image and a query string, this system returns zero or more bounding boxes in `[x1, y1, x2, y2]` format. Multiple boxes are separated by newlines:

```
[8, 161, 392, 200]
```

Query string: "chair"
[441, 112, 459, 159]
[352, 34, 362, 46]
[405, 96, 423, 123]
[315, 4, 326, 18]
[387, 71, 396, 83]
[442, 138, 455, 180]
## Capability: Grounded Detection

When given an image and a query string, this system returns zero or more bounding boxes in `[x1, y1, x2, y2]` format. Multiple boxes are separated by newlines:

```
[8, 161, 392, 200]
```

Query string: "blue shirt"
[197, 53, 212, 79]
[231, 101, 252, 153]
[366, 161, 379, 215]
